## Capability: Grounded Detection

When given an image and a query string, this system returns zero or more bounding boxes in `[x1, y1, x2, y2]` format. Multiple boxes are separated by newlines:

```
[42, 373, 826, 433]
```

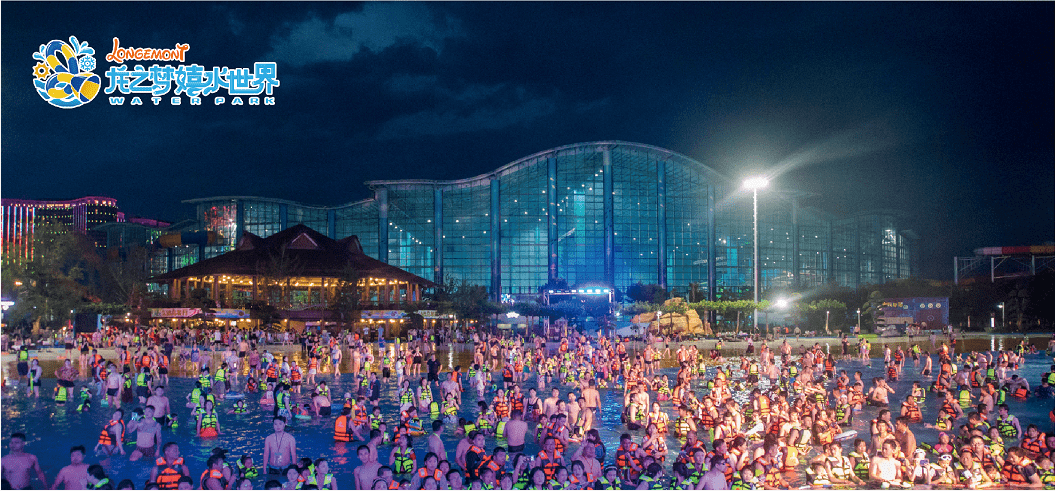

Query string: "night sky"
[3, 2, 1052, 280]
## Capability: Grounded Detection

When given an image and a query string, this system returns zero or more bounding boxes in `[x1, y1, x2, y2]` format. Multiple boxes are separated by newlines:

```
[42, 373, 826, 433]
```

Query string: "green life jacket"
[238, 462, 259, 479]
[307, 473, 333, 487]
[849, 451, 870, 481]
[19, 349, 29, 361]
[393, 447, 414, 474]
[199, 373, 212, 388]
[730, 477, 753, 490]
[639, 475, 664, 489]
[997, 415, 1019, 438]
[958, 389, 972, 408]
[136, 373, 149, 387]
[214, 369, 226, 382]
[190, 388, 202, 404]
[200, 413, 218, 428]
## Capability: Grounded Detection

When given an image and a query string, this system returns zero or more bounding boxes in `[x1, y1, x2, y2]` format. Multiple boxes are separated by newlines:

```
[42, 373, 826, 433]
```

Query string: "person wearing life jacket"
[197, 366, 212, 394]
[537, 436, 566, 481]
[157, 352, 170, 385]
[85, 463, 112, 490]
[134, 366, 153, 404]
[409, 452, 445, 489]
[197, 399, 220, 438]
[492, 391, 510, 419]
[900, 393, 923, 424]
[403, 407, 426, 436]
[150, 442, 190, 490]
[1010, 374, 1032, 399]
[594, 466, 622, 490]
[953, 384, 972, 410]
[673, 407, 697, 439]
[234, 455, 259, 480]
[1022, 425, 1049, 458]
[389, 433, 417, 476]
[96, 409, 127, 457]
[333, 406, 356, 442]
[614, 433, 644, 482]
[304, 457, 337, 490]
[1002, 446, 1044, 488]
[198, 454, 227, 490]
[996, 403, 1023, 440]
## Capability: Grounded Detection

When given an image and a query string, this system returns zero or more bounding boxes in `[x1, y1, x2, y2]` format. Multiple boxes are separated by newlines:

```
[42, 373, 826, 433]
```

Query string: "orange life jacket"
[333, 416, 351, 442]
[98, 420, 124, 446]
[199, 469, 224, 490]
[155, 457, 185, 490]
[904, 401, 923, 423]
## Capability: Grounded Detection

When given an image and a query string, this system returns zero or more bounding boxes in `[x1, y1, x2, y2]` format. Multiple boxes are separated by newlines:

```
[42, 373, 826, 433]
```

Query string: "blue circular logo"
[32, 37, 101, 109]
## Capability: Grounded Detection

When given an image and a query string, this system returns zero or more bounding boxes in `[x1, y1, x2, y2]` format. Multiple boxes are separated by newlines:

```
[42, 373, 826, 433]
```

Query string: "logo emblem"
[32, 36, 101, 108]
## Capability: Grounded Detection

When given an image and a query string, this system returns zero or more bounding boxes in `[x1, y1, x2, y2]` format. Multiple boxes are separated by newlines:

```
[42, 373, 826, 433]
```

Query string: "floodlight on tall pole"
[743, 177, 769, 332]
[998, 302, 1005, 329]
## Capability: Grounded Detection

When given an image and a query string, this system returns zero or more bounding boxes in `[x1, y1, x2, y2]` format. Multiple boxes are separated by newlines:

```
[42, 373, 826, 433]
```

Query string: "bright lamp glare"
[775, 299, 789, 309]
[743, 177, 769, 190]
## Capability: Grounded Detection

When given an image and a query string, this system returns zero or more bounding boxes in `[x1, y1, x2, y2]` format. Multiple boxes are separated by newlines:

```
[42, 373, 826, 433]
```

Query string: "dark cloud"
[2, 2, 1052, 280]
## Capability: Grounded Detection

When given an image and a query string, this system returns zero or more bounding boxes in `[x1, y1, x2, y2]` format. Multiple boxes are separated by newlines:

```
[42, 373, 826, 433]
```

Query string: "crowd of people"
[4, 324, 1055, 490]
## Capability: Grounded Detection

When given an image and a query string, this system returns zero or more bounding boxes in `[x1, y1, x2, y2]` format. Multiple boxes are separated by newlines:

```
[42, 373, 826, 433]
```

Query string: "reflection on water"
[3, 335, 1054, 489]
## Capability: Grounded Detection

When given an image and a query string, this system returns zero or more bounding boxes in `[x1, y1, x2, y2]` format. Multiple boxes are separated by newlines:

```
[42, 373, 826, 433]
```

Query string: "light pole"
[743, 177, 769, 332]
[857, 308, 862, 333]
[998, 302, 1005, 329]
[825, 309, 831, 335]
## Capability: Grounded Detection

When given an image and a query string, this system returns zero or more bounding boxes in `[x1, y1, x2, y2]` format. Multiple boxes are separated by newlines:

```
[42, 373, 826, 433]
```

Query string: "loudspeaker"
[74, 313, 100, 333]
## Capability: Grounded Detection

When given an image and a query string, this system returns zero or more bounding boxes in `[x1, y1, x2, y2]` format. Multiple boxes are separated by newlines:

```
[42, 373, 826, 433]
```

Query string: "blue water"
[3, 339, 1055, 489]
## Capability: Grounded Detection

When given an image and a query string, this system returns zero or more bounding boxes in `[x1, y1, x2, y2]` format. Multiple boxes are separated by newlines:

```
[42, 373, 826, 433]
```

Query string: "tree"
[626, 282, 669, 304]
[794, 299, 848, 333]
[97, 244, 154, 324]
[659, 301, 688, 336]
[5, 222, 97, 333]
[686, 282, 706, 303]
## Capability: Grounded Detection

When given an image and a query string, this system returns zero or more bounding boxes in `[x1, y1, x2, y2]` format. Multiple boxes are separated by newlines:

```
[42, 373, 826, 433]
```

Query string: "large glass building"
[182, 141, 919, 300]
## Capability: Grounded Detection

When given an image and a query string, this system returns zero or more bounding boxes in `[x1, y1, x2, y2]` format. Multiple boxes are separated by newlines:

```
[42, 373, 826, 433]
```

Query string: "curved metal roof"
[365, 140, 729, 189]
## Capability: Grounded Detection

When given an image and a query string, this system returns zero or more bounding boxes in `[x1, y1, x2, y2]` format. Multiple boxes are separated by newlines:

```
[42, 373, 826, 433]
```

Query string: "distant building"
[1, 196, 120, 263]
[181, 141, 920, 299]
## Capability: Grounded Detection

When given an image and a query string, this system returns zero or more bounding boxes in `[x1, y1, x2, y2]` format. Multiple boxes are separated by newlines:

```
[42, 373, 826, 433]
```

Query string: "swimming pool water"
[3, 337, 1055, 488]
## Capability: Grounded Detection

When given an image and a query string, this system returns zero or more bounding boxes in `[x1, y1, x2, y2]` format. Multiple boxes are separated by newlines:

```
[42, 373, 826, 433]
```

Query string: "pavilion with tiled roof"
[150, 224, 437, 321]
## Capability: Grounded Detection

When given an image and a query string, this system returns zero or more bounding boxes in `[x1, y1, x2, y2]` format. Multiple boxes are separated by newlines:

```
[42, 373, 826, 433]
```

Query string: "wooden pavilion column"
[252, 275, 258, 302]
[212, 276, 219, 303]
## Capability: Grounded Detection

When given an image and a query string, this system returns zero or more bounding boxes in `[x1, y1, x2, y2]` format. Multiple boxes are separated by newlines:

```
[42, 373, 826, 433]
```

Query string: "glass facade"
[334, 200, 379, 259]
[444, 184, 491, 287]
[386, 187, 435, 281]
[177, 142, 918, 298]
[499, 157, 548, 293]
